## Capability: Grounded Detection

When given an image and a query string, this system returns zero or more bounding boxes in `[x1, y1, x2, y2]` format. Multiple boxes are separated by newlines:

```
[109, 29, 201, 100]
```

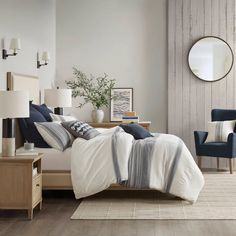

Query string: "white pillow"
[205, 120, 236, 143]
[50, 113, 77, 122]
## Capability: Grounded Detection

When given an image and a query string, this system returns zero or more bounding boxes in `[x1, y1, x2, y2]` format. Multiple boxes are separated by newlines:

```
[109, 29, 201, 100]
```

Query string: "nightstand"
[0, 154, 43, 220]
[88, 121, 151, 130]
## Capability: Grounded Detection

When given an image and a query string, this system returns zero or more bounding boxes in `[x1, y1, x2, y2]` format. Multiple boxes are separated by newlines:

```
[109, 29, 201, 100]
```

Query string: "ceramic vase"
[91, 109, 104, 123]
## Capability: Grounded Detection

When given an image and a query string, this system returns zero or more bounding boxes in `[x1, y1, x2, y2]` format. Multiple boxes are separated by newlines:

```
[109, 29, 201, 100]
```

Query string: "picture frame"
[110, 88, 133, 122]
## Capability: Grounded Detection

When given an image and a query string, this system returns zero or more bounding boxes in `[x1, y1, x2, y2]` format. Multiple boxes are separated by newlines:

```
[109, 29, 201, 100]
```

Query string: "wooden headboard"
[7, 72, 40, 148]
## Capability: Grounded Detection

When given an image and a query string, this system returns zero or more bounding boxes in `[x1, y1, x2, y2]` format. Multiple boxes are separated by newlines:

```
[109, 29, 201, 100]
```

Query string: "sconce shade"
[9, 38, 21, 50]
[0, 90, 29, 118]
[42, 51, 50, 61]
[44, 89, 72, 108]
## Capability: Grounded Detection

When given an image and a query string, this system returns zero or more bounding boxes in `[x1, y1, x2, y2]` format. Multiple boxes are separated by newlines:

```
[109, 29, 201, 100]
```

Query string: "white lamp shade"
[42, 51, 50, 61]
[44, 89, 72, 108]
[0, 91, 29, 118]
[9, 38, 21, 50]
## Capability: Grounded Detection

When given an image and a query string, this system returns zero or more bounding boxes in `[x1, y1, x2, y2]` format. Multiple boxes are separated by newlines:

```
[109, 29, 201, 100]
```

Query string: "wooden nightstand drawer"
[33, 175, 42, 206]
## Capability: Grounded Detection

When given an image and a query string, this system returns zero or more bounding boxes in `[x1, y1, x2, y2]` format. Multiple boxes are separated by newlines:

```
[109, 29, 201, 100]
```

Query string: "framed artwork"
[110, 88, 133, 122]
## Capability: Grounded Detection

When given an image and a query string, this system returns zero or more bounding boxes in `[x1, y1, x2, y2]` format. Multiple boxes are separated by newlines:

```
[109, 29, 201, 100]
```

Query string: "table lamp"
[0, 90, 29, 157]
[44, 88, 72, 115]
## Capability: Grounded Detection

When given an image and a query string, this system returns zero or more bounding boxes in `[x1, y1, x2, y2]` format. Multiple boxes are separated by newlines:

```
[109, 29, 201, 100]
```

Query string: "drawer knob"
[36, 184, 40, 187]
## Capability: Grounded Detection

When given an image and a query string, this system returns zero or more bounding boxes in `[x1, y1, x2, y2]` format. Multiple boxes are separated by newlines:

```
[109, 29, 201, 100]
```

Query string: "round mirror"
[188, 36, 234, 82]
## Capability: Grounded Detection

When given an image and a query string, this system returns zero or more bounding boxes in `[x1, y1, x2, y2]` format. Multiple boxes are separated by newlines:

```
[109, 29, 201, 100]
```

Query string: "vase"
[91, 109, 104, 123]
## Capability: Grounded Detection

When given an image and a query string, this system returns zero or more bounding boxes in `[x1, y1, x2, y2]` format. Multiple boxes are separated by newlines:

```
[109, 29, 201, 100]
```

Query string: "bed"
[9, 72, 204, 202]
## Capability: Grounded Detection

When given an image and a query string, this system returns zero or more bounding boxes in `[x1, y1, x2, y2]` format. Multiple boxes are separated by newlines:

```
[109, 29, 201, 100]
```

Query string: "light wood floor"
[0, 190, 236, 236]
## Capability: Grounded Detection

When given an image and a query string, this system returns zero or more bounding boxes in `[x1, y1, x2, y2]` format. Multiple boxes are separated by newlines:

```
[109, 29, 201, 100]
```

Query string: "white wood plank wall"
[168, 0, 236, 169]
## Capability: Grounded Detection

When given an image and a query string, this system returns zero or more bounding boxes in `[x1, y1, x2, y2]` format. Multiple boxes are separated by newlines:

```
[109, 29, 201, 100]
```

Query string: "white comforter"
[71, 127, 204, 203]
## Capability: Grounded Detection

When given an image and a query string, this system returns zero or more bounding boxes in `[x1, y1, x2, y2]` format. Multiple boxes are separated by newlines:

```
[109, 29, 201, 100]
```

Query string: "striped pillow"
[62, 121, 100, 140]
[50, 113, 77, 122]
[205, 120, 236, 143]
[35, 122, 74, 151]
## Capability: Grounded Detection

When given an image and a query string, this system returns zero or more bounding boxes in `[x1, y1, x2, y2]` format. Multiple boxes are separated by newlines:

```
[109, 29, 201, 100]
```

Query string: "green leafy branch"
[65, 67, 116, 109]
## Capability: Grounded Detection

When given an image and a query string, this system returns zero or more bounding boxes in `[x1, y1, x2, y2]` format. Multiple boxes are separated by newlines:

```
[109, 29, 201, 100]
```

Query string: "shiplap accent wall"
[168, 0, 236, 168]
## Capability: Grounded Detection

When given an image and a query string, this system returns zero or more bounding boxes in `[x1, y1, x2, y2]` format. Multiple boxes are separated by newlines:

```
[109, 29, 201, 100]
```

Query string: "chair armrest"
[227, 133, 236, 147]
[227, 133, 236, 157]
[194, 131, 208, 145]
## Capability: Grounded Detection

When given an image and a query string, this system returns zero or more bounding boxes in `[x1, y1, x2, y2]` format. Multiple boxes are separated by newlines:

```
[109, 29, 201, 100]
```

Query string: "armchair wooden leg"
[197, 156, 202, 169]
[229, 159, 233, 174]
[217, 158, 220, 171]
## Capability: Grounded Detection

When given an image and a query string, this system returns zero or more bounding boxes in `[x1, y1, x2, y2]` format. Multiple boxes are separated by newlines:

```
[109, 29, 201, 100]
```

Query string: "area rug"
[71, 174, 236, 219]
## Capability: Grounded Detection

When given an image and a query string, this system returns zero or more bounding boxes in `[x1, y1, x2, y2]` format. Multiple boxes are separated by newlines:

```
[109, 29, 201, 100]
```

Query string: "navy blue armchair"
[194, 109, 236, 174]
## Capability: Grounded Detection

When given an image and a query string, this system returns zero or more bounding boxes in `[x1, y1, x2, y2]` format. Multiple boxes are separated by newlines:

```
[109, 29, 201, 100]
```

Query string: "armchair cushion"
[196, 142, 229, 157]
[205, 120, 236, 142]
[212, 109, 236, 132]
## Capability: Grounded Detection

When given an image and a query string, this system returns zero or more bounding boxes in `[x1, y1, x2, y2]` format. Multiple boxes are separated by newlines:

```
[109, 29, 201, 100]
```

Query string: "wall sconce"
[37, 51, 50, 69]
[2, 38, 21, 60]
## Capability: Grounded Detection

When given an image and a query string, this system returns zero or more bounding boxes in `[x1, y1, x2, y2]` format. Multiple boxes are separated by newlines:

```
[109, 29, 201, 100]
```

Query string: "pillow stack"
[19, 103, 100, 151]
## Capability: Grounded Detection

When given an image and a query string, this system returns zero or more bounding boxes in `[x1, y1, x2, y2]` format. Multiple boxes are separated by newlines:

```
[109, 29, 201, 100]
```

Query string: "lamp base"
[2, 118, 15, 157]
[2, 138, 15, 157]
[54, 107, 63, 115]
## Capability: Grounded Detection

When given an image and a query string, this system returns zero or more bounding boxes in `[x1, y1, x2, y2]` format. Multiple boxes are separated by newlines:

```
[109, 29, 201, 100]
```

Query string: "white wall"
[56, 0, 167, 132]
[0, 0, 56, 152]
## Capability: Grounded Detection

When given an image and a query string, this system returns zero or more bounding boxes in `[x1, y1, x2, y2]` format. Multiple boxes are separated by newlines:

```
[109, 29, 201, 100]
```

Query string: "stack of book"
[122, 111, 139, 123]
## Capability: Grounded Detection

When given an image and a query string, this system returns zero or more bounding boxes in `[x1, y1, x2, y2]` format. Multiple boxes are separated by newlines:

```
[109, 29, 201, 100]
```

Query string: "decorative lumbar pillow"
[34, 122, 74, 151]
[19, 106, 50, 148]
[32, 103, 53, 122]
[119, 123, 153, 140]
[62, 121, 100, 140]
[50, 113, 77, 122]
[205, 120, 236, 143]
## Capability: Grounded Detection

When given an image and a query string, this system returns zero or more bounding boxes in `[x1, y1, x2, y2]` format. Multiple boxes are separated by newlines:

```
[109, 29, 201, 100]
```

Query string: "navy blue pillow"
[31, 103, 53, 122]
[19, 106, 50, 148]
[119, 124, 153, 140]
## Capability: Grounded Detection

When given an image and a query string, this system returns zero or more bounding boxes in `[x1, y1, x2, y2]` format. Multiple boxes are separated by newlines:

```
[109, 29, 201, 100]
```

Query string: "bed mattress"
[17, 147, 71, 171]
